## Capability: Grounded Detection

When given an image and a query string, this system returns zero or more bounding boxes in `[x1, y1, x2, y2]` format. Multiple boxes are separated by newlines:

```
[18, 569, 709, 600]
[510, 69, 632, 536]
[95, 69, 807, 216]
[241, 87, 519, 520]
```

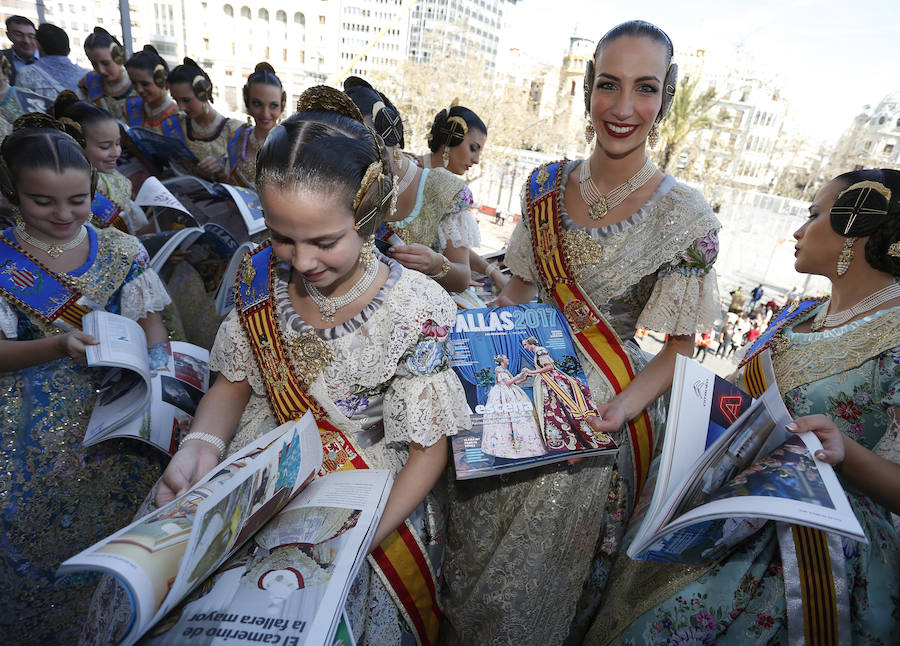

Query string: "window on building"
[240, 6, 251, 19]
[294, 12, 305, 25]
[319, 15, 326, 24]
[277, 10, 286, 22]
[885, 143, 895, 154]
[224, 4, 233, 17]
[570, 80, 575, 96]
[258, 8, 269, 21]
[203, 37, 209, 50]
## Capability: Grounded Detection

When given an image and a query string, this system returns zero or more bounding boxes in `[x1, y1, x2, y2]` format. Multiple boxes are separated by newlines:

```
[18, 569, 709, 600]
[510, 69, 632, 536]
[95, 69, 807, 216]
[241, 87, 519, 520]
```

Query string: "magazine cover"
[449, 303, 617, 479]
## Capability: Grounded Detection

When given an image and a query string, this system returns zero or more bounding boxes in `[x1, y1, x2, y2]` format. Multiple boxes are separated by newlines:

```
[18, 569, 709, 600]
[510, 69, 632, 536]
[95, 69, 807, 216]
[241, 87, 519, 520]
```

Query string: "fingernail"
[815, 450, 825, 460]
[786, 422, 797, 431]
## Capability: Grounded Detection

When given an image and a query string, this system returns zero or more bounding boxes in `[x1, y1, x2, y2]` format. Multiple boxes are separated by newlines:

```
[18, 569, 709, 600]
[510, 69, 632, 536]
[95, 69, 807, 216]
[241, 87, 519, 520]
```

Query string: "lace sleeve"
[636, 229, 722, 335]
[119, 268, 172, 321]
[436, 185, 480, 250]
[0, 297, 18, 338]
[383, 368, 471, 447]
[121, 202, 148, 235]
[873, 407, 900, 464]
[504, 215, 538, 284]
[209, 309, 265, 395]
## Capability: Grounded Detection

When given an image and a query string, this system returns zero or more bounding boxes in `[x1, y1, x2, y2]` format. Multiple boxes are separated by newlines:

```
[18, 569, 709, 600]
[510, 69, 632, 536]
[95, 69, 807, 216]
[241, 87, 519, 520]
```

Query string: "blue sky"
[507, 0, 900, 143]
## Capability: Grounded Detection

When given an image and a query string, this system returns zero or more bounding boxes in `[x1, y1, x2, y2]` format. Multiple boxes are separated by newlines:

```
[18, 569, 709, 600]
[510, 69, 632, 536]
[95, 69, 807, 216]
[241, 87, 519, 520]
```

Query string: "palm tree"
[658, 76, 717, 172]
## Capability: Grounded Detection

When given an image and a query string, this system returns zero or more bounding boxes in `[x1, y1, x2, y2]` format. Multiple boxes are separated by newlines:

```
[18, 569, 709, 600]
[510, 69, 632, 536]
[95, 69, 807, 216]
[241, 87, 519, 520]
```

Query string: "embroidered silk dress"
[208, 254, 470, 645]
[480, 365, 546, 459]
[441, 162, 721, 644]
[122, 97, 180, 134]
[0, 225, 171, 645]
[586, 305, 900, 646]
[176, 112, 242, 168]
[77, 72, 136, 117]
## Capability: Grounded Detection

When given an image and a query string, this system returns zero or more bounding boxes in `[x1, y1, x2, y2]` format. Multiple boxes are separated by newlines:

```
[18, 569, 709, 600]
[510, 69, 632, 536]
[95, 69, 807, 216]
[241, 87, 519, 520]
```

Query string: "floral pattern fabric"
[587, 306, 900, 645]
[0, 226, 169, 645]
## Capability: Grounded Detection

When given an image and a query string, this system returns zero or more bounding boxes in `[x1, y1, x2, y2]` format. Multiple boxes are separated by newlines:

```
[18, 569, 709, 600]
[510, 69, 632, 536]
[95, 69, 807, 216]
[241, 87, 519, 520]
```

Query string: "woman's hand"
[197, 155, 226, 180]
[590, 399, 627, 435]
[58, 331, 99, 364]
[786, 414, 846, 464]
[156, 440, 222, 506]
[389, 243, 441, 275]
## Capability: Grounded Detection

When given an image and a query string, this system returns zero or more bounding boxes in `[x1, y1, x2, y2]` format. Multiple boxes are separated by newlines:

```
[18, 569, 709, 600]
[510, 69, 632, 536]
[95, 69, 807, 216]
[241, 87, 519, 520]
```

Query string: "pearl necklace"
[303, 255, 379, 322]
[16, 224, 87, 258]
[810, 282, 900, 331]
[578, 157, 657, 220]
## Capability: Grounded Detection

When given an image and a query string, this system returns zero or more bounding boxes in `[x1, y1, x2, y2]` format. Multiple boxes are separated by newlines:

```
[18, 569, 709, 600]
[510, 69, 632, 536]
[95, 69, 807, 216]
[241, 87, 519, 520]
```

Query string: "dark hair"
[126, 44, 169, 88]
[585, 20, 677, 119]
[52, 90, 115, 138]
[243, 62, 285, 111]
[36, 23, 69, 56]
[427, 105, 486, 152]
[84, 26, 126, 66]
[344, 77, 405, 148]
[169, 57, 214, 103]
[256, 109, 393, 237]
[0, 117, 94, 205]
[828, 168, 900, 277]
[5, 15, 35, 31]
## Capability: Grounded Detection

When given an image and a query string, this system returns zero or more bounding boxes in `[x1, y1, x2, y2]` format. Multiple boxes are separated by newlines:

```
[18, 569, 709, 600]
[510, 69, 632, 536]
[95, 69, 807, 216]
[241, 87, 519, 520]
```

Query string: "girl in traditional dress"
[0, 114, 171, 644]
[167, 58, 241, 182]
[77, 27, 136, 117]
[53, 90, 148, 234]
[225, 62, 285, 188]
[441, 21, 721, 644]
[480, 353, 546, 458]
[123, 45, 180, 134]
[344, 78, 480, 297]
[155, 86, 470, 645]
[586, 169, 900, 646]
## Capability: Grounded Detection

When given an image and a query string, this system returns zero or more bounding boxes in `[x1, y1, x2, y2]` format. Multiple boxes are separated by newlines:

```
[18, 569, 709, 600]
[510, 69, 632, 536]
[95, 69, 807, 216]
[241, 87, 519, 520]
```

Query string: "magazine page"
[148, 228, 205, 273]
[449, 303, 617, 479]
[142, 469, 393, 646]
[134, 176, 195, 217]
[128, 126, 200, 171]
[213, 183, 267, 236]
[162, 177, 255, 243]
[83, 311, 152, 445]
[147, 341, 211, 454]
[58, 414, 324, 646]
[214, 241, 257, 316]
[629, 386, 865, 562]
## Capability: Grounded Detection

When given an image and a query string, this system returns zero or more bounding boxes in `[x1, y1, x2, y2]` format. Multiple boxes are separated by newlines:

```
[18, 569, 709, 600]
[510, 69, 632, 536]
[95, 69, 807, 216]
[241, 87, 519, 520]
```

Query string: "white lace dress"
[210, 255, 471, 645]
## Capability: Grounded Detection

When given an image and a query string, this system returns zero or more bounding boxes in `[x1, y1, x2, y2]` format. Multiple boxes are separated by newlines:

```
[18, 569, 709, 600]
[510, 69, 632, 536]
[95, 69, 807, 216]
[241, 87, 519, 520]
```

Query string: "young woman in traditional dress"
[123, 45, 180, 134]
[225, 62, 285, 188]
[167, 58, 241, 182]
[344, 78, 481, 297]
[155, 86, 470, 645]
[77, 27, 136, 117]
[441, 21, 721, 644]
[53, 91, 149, 234]
[0, 114, 171, 644]
[586, 169, 900, 645]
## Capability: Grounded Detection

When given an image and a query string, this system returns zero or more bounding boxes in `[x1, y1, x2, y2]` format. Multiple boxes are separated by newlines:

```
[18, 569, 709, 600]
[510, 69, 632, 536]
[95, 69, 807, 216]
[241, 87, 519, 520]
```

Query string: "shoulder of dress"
[95, 224, 140, 255]
[424, 167, 467, 200]
[391, 268, 456, 320]
[662, 181, 720, 229]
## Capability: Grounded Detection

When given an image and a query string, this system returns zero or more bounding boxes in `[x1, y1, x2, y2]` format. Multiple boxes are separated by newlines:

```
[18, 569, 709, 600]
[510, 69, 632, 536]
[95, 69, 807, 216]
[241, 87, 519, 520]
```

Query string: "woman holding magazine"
[441, 21, 721, 644]
[0, 114, 171, 644]
[586, 169, 900, 644]
[150, 86, 471, 646]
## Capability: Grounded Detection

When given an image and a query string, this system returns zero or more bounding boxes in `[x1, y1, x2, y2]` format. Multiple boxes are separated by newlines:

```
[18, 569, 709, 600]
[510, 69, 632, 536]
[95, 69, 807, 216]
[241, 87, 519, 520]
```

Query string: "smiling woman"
[122, 45, 180, 134]
[77, 26, 136, 117]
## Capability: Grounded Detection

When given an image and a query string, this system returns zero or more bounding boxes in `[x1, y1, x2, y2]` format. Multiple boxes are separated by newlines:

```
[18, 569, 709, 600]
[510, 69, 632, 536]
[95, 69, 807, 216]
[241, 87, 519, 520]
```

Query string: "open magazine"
[117, 123, 200, 178]
[627, 354, 866, 563]
[160, 175, 266, 242]
[61, 413, 393, 646]
[448, 303, 617, 478]
[83, 311, 210, 454]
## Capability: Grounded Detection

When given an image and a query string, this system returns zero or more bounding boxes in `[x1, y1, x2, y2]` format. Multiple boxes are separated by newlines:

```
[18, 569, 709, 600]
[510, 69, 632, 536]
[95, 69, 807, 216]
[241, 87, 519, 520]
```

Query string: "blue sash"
[125, 96, 143, 128]
[91, 192, 126, 230]
[227, 125, 247, 177]
[161, 116, 186, 144]
[0, 235, 97, 331]
[739, 297, 823, 367]
[85, 72, 103, 103]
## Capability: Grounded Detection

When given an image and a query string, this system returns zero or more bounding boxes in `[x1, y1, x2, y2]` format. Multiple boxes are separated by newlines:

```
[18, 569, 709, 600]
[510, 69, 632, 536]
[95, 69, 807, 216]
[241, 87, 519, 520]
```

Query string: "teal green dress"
[587, 304, 900, 645]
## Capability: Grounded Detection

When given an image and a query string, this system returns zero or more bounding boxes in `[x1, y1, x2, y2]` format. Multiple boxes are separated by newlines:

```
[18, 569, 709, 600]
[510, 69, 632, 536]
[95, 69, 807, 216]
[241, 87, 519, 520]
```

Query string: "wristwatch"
[429, 255, 452, 280]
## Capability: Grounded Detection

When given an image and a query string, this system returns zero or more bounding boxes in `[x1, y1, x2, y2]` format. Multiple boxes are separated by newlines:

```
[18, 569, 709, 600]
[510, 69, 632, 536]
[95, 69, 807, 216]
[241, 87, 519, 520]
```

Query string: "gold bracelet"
[429, 255, 452, 280]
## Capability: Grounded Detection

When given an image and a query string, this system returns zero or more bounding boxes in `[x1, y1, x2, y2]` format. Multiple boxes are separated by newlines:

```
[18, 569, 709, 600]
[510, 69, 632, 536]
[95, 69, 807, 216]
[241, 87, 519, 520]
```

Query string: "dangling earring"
[442, 147, 450, 167]
[13, 207, 25, 231]
[836, 236, 856, 276]
[648, 123, 660, 149]
[584, 119, 595, 145]
[359, 236, 376, 265]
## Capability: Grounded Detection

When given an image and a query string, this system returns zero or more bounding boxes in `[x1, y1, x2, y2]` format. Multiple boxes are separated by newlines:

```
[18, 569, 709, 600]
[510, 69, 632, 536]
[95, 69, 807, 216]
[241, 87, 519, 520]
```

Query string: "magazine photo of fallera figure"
[479, 354, 546, 459]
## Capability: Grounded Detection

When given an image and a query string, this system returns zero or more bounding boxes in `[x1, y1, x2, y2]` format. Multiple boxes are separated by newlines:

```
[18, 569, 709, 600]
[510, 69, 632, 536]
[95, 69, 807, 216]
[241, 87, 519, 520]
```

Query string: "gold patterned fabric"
[178, 113, 242, 163]
[387, 167, 468, 249]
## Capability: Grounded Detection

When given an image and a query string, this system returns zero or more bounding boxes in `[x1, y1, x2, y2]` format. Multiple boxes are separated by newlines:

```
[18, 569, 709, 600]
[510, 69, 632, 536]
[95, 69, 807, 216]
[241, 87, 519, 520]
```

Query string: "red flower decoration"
[422, 320, 448, 338]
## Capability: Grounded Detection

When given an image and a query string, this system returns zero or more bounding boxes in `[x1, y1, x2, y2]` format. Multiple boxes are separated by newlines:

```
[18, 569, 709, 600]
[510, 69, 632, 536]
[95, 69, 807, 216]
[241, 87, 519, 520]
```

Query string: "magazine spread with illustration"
[160, 175, 266, 242]
[448, 303, 617, 479]
[627, 354, 866, 563]
[60, 414, 393, 646]
[83, 310, 210, 454]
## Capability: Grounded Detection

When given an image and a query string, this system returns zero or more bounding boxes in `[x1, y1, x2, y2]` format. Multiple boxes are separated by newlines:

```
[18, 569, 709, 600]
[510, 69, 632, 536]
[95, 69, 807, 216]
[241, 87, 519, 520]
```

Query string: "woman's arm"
[496, 276, 538, 307]
[138, 311, 169, 346]
[469, 250, 510, 290]
[592, 333, 695, 433]
[0, 330, 99, 371]
[389, 242, 472, 293]
[156, 375, 253, 506]
[369, 436, 447, 552]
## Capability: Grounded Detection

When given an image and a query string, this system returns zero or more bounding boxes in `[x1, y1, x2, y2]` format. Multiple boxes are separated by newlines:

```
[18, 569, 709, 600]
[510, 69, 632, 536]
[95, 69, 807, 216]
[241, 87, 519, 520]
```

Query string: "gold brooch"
[287, 332, 334, 383]
[241, 259, 256, 287]
[888, 240, 900, 258]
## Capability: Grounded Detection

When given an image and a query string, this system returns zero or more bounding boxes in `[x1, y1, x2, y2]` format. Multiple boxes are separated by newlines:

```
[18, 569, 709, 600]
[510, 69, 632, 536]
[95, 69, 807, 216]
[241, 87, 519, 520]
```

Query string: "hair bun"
[142, 44, 160, 56]
[254, 61, 276, 75]
[296, 86, 365, 124]
[52, 90, 80, 120]
[57, 117, 86, 147]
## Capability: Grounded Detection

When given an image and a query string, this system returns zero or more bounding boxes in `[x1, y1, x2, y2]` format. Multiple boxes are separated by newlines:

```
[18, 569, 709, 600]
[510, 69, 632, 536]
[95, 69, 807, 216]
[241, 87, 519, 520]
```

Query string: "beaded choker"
[16, 224, 87, 258]
[303, 254, 379, 322]
[810, 282, 900, 331]
[578, 157, 657, 220]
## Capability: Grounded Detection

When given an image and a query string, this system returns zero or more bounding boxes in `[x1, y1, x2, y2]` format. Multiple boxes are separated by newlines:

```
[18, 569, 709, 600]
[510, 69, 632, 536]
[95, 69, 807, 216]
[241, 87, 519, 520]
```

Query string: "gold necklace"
[16, 224, 87, 258]
[578, 157, 657, 220]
